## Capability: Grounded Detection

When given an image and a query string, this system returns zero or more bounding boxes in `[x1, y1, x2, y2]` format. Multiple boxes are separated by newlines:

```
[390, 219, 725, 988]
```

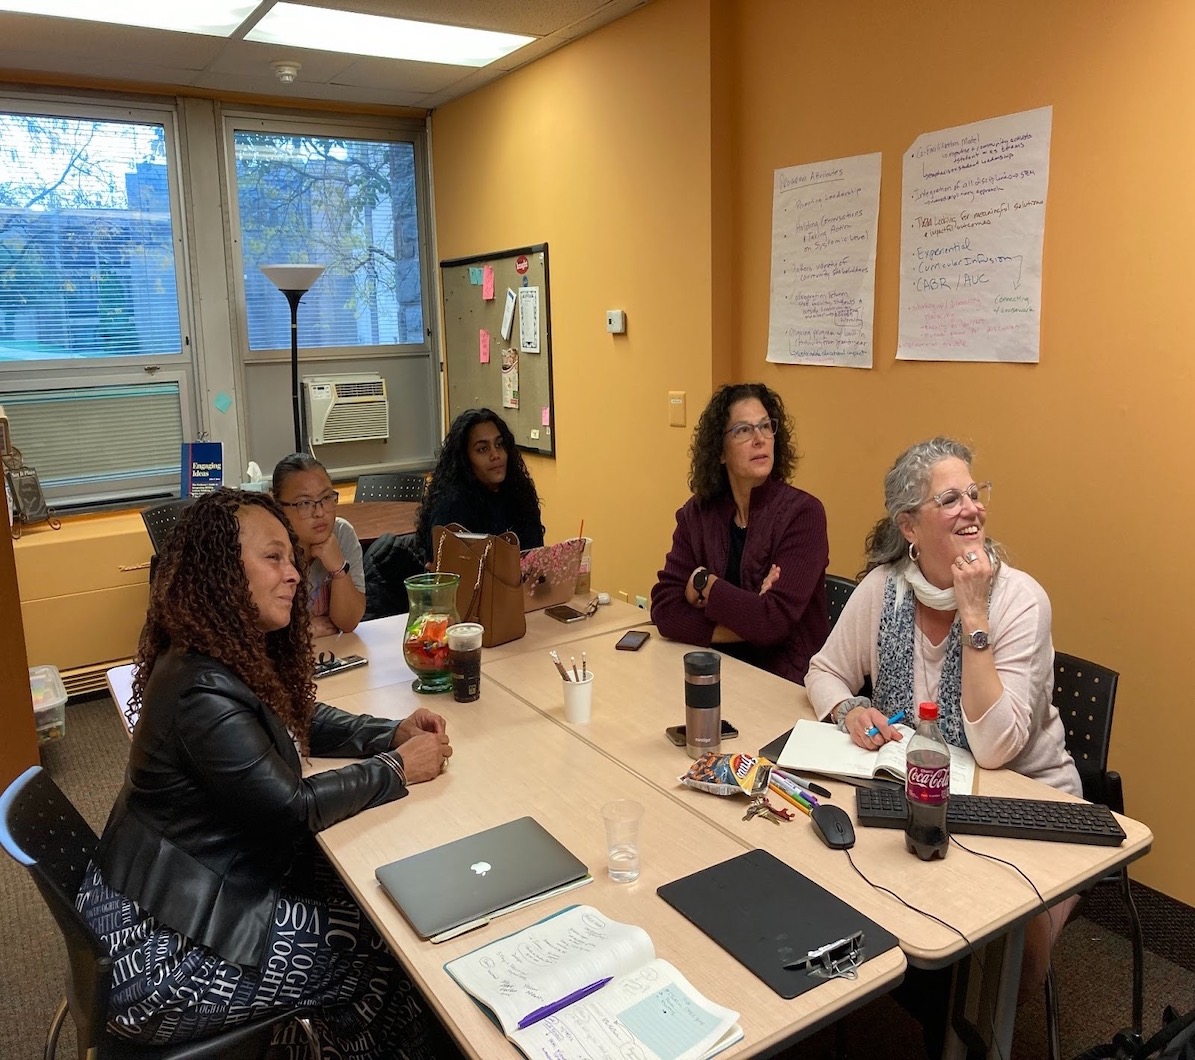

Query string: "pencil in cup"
[549, 651, 572, 681]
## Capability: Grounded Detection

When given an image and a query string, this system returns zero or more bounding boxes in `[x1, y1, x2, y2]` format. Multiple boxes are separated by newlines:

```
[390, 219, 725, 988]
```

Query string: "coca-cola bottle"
[905, 701, 951, 861]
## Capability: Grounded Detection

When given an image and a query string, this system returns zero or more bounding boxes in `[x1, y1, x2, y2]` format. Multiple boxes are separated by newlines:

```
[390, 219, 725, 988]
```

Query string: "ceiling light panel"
[0, 0, 259, 35]
[246, 2, 536, 67]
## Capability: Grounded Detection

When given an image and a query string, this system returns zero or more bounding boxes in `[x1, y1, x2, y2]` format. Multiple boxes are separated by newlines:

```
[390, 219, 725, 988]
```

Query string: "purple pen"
[516, 977, 612, 1029]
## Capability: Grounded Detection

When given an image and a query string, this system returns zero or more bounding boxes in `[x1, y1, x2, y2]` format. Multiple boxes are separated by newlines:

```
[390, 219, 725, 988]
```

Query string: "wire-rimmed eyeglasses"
[925, 482, 991, 515]
[280, 490, 339, 517]
[724, 418, 778, 444]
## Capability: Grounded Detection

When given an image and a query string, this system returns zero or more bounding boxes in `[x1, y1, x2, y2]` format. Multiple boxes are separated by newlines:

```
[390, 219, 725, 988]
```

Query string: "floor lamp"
[260, 263, 327, 453]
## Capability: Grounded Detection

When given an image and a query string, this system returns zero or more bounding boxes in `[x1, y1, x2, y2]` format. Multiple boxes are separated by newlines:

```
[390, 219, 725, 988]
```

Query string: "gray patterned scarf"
[873, 572, 970, 751]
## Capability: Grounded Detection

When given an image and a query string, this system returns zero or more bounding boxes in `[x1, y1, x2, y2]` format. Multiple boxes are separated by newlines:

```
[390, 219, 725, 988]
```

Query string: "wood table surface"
[337, 500, 419, 548]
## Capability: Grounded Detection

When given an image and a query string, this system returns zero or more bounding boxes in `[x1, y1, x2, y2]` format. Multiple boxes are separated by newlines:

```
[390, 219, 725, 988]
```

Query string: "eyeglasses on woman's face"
[279, 490, 339, 518]
[723, 417, 778, 444]
[925, 482, 991, 515]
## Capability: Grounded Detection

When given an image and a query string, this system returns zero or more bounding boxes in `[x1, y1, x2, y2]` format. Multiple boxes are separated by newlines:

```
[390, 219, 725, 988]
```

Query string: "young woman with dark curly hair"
[415, 408, 545, 560]
[650, 382, 830, 684]
[75, 489, 458, 1058]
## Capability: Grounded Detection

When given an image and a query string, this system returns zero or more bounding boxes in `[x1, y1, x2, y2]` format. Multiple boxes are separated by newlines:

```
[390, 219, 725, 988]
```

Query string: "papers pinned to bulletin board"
[440, 244, 555, 456]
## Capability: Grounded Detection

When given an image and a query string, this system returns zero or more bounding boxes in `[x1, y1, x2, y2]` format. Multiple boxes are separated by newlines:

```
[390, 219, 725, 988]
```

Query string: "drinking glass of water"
[601, 799, 643, 883]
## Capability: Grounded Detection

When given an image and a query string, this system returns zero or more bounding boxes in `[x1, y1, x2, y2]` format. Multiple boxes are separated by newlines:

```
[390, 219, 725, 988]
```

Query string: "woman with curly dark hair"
[75, 489, 457, 1058]
[650, 382, 830, 684]
[415, 408, 545, 560]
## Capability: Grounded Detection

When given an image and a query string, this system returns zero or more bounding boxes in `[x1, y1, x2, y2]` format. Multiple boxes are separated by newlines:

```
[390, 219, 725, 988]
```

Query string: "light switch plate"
[606, 309, 626, 334]
[668, 390, 686, 427]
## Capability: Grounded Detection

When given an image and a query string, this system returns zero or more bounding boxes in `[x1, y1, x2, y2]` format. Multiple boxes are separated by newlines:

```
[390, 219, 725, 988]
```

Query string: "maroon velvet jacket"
[650, 477, 829, 684]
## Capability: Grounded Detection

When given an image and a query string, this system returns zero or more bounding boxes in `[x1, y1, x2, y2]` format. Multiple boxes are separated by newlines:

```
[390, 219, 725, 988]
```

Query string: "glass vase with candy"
[402, 573, 461, 694]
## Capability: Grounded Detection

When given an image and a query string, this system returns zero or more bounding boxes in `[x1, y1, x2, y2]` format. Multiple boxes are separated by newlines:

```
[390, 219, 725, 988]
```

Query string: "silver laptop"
[375, 817, 588, 940]
[521, 538, 585, 611]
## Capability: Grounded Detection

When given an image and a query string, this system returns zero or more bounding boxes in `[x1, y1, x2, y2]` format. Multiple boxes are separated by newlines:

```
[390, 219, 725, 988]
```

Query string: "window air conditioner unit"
[303, 374, 390, 445]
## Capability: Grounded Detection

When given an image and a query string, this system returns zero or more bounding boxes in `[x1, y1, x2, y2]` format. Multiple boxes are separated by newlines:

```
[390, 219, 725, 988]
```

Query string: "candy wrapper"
[679, 752, 773, 797]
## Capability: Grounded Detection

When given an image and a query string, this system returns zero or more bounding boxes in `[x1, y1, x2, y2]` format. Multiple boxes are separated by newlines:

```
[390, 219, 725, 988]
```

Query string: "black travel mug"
[683, 651, 721, 759]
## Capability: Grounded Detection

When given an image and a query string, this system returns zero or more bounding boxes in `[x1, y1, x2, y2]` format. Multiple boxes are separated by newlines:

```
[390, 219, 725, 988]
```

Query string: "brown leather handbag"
[432, 524, 527, 648]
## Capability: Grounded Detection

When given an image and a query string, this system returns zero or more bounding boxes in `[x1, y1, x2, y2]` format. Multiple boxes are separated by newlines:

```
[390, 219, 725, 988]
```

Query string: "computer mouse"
[810, 804, 856, 849]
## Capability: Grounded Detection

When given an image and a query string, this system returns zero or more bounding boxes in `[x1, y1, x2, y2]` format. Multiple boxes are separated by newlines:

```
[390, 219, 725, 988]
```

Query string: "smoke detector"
[271, 60, 301, 84]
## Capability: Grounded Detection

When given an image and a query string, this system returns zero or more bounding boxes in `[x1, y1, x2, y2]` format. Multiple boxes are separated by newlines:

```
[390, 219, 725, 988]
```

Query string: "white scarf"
[894, 559, 957, 612]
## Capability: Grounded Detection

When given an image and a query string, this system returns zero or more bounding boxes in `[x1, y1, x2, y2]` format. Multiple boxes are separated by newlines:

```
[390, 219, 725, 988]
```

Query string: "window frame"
[221, 109, 437, 370]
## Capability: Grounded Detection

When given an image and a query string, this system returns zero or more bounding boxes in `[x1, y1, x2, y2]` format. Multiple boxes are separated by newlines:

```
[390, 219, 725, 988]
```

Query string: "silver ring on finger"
[965, 551, 978, 563]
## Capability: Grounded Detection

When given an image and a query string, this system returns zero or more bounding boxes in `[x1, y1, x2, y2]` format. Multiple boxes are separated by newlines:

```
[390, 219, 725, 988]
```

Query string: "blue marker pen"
[865, 709, 907, 739]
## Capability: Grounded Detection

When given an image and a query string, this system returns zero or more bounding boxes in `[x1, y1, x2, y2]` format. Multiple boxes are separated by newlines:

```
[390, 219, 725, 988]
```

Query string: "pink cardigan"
[805, 564, 1081, 797]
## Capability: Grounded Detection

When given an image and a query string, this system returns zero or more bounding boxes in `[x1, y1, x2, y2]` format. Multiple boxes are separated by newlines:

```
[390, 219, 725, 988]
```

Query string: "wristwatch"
[332, 559, 351, 579]
[693, 568, 711, 605]
[964, 628, 991, 650]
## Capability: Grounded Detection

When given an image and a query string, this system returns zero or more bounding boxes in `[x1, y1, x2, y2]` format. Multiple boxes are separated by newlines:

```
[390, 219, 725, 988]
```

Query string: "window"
[0, 112, 183, 363]
[0, 101, 191, 506]
[233, 129, 426, 351]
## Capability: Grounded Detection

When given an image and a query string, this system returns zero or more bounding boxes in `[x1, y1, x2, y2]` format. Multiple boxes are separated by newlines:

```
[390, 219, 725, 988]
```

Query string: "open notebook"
[445, 904, 742, 1060]
[777, 718, 976, 794]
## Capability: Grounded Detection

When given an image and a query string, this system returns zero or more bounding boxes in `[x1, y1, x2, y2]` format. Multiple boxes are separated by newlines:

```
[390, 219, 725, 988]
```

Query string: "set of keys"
[742, 796, 795, 825]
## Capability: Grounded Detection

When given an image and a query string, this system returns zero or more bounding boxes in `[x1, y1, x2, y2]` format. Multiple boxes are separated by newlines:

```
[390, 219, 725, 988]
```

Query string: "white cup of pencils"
[552, 650, 593, 723]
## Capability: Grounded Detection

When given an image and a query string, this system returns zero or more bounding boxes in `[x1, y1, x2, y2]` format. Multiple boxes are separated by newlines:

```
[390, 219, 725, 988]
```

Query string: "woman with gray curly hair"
[805, 436, 1078, 1002]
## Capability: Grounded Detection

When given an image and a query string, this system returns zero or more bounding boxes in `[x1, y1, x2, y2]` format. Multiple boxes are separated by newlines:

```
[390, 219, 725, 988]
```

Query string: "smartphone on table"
[545, 604, 588, 623]
[665, 720, 739, 746]
[615, 630, 651, 651]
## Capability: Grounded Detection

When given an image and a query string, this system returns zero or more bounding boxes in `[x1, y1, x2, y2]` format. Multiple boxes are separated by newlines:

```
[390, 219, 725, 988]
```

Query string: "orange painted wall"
[431, 0, 718, 605]
[727, 0, 1195, 903]
[433, 0, 1194, 902]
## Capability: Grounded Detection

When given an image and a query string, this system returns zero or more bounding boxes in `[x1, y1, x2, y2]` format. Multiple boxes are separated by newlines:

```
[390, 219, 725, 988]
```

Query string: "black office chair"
[1044, 652, 1144, 1060]
[140, 498, 193, 555]
[825, 574, 857, 630]
[354, 473, 426, 503]
[362, 531, 425, 620]
[0, 765, 321, 1060]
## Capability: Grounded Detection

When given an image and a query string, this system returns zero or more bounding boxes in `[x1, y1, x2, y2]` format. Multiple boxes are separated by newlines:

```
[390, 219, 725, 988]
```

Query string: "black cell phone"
[314, 654, 368, 678]
[615, 629, 651, 651]
[665, 720, 739, 746]
[545, 604, 587, 623]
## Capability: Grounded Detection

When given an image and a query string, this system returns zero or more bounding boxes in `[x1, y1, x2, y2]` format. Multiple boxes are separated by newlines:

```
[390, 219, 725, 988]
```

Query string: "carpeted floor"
[2, 697, 1192, 1059]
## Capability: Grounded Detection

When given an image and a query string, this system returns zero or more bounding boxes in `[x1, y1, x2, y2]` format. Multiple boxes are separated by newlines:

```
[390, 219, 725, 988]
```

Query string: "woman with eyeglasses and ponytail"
[805, 436, 1079, 1023]
[273, 453, 365, 635]
[650, 382, 829, 684]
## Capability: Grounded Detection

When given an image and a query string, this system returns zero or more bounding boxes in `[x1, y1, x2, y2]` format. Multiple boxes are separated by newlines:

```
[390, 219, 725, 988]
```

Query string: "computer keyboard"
[854, 786, 1126, 846]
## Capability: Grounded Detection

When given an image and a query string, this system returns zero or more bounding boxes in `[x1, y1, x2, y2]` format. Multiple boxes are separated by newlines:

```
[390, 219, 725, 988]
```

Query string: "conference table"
[336, 499, 419, 547]
[311, 603, 907, 1058]
[478, 617, 1155, 1060]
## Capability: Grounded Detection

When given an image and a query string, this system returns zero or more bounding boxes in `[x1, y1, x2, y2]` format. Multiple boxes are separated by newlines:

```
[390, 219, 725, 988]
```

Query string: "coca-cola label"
[907, 764, 949, 804]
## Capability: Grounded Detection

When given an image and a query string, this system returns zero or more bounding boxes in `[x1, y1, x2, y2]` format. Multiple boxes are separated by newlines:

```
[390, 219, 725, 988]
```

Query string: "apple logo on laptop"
[470, 861, 491, 876]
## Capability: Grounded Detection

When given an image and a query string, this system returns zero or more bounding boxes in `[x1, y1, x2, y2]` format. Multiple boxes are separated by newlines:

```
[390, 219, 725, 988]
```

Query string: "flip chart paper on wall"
[480, 329, 490, 364]
[500, 288, 517, 341]
[518, 287, 540, 353]
[482, 265, 494, 300]
[766, 152, 882, 368]
[897, 106, 1052, 363]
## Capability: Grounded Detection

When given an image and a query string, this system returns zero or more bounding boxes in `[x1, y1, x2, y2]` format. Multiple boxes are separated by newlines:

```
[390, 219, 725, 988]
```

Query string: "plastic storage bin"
[29, 664, 67, 743]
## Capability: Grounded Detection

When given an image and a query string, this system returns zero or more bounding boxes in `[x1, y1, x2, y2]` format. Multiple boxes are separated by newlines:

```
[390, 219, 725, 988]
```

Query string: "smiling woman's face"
[236, 505, 300, 632]
[900, 457, 988, 588]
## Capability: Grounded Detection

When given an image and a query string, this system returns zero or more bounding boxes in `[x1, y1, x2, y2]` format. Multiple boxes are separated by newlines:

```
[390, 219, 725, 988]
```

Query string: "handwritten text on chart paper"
[898, 106, 1052, 363]
[766, 152, 882, 369]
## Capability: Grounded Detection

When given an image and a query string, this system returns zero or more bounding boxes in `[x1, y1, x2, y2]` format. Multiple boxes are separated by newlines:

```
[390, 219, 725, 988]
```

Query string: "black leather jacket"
[95, 650, 405, 968]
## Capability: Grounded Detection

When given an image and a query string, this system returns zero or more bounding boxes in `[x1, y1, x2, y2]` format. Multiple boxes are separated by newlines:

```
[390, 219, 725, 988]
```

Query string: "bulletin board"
[440, 243, 555, 456]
